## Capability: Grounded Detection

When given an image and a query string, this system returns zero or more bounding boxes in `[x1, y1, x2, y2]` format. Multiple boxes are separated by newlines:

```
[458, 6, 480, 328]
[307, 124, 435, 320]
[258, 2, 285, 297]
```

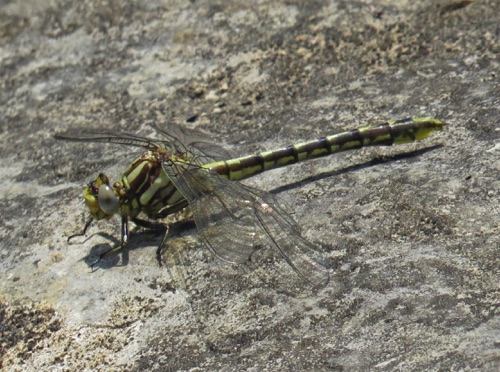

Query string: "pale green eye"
[98, 184, 119, 215]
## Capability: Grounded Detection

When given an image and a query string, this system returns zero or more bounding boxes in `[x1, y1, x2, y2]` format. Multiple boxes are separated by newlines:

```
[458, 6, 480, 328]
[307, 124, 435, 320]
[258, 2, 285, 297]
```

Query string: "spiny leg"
[87, 217, 171, 268]
[131, 218, 170, 267]
[68, 218, 93, 242]
[156, 226, 171, 267]
[88, 215, 129, 268]
[155, 200, 189, 219]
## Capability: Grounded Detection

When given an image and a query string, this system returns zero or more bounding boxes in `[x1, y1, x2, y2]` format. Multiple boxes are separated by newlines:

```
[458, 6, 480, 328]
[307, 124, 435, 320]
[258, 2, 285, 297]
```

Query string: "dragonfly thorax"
[83, 151, 187, 223]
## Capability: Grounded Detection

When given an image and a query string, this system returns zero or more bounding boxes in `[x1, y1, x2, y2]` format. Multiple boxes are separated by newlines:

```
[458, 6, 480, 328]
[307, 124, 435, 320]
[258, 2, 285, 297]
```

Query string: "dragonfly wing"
[163, 161, 330, 287]
[188, 141, 232, 164]
[55, 126, 231, 165]
[243, 184, 330, 288]
[165, 161, 258, 264]
[153, 124, 232, 164]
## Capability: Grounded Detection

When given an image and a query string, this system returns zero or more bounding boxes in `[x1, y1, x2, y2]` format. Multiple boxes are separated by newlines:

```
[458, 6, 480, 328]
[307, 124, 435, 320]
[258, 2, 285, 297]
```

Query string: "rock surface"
[0, 0, 498, 370]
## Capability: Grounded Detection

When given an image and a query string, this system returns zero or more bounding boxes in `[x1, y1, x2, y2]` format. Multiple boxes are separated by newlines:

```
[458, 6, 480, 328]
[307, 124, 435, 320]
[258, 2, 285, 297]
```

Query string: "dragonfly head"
[83, 173, 120, 220]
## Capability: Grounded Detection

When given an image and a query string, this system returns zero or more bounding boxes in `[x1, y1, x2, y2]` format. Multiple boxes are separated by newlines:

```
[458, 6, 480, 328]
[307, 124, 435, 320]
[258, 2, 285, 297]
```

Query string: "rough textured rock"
[0, 0, 498, 371]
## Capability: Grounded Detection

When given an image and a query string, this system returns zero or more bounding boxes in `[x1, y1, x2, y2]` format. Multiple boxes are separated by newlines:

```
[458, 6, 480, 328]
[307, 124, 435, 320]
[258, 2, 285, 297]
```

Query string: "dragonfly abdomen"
[206, 117, 444, 182]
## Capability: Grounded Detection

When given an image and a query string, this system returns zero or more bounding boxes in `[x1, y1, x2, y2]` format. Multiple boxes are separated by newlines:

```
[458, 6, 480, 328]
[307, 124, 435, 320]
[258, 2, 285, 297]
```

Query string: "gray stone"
[0, 0, 498, 370]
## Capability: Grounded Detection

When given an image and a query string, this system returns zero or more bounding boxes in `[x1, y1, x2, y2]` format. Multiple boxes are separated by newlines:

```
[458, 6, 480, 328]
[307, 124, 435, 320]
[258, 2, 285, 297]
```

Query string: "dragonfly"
[55, 117, 445, 288]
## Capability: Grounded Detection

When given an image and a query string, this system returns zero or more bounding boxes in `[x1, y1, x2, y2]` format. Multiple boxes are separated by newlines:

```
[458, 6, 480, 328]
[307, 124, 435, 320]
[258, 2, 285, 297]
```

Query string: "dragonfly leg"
[155, 225, 172, 267]
[131, 218, 170, 267]
[68, 218, 93, 242]
[154, 200, 189, 219]
[89, 215, 129, 268]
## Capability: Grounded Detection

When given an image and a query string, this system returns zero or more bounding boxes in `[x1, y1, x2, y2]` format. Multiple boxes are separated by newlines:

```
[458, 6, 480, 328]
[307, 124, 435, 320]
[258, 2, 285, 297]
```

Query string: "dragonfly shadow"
[80, 232, 128, 269]
[81, 220, 197, 270]
[269, 145, 443, 194]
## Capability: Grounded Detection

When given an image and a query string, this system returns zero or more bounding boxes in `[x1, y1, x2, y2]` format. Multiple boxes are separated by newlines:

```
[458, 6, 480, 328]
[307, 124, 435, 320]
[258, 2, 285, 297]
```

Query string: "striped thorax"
[83, 149, 188, 222]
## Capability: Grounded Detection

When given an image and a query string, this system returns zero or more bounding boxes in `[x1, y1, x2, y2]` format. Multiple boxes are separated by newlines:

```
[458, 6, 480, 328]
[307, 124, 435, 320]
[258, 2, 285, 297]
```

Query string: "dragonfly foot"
[156, 248, 163, 268]
[89, 255, 103, 269]
[84, 245, 122, 269]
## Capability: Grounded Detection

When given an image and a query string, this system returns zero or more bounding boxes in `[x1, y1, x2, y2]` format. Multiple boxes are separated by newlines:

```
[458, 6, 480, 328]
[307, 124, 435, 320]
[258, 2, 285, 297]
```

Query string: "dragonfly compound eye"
[98, 184, 119, 215]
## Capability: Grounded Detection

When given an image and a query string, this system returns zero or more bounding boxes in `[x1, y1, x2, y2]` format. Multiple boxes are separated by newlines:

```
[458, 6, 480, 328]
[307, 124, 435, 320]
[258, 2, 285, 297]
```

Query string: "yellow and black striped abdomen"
[206, 117, 444, 181]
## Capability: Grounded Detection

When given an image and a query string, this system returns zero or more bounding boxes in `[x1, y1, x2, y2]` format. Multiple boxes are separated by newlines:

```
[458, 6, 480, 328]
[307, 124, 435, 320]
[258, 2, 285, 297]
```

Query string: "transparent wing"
[152, 124, 232, 164]
[54, 130, 166, 150]
[55, 125, 231, 166]
[162, 160, 330, 287]
[188, 141, 232, 164]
